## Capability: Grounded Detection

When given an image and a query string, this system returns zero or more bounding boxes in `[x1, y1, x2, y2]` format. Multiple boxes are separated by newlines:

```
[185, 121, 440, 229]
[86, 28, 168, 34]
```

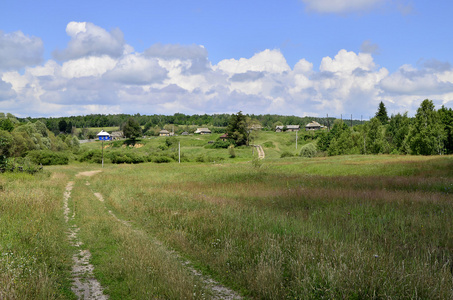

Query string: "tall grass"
[88, 156, 453, 299]
[0, 171, 74, 299]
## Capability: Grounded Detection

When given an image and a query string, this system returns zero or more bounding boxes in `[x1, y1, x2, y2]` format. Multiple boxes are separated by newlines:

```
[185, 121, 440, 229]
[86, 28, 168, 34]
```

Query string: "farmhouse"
[275, 125, 300, 132]
[305, 121, 322, 131]
[219, 133, 228, 141]
[159, 129, 170, 136]
[111, 131, 123, 140]
[194, 128, 211, 134]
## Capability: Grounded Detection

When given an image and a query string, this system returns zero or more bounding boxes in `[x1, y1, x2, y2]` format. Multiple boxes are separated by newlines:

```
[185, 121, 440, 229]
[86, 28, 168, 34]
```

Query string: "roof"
[305, 121, 322, 127]
[159, 129, 170, 133]
[194, 128, 211, 133]
[219, 133, 228, 138]
[275, 125, 300, 129]
[96, 130, 110, 137]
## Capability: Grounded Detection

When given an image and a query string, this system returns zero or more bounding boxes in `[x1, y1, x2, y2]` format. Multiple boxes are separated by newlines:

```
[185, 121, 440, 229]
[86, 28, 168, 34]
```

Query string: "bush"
[79, 150, 103, 163]
[206, 140, 230, 149]
[108, 151, 146, 164]
[228, 144, 236, 158]
[280, 151, 294, 158]
[27, 150, 69, 165]
[153, 156, 172, 163]
[299, 143, 317, 158]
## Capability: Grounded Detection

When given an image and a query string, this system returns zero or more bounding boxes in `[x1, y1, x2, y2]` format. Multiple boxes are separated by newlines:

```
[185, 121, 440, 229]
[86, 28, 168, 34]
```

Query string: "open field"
[1, 155, 452, 299]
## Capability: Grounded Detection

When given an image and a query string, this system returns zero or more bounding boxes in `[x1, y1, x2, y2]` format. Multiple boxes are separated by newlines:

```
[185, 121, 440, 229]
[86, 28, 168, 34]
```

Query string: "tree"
[226, 112, 248, 146]
[438, 106, 453, 154]
[123, 117, 142, 140]
[409, 99, 445, 155]
[375, 101, 389, 125]
[58, 120, 67, 133]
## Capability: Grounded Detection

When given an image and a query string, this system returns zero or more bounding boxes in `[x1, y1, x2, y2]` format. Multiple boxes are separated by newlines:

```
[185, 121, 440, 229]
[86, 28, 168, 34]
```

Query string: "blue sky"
[0, 0, 452, 118]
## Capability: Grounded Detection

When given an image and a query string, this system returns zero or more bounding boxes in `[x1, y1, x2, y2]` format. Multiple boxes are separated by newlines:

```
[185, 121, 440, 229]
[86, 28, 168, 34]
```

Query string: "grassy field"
[1, 154, 452, 299]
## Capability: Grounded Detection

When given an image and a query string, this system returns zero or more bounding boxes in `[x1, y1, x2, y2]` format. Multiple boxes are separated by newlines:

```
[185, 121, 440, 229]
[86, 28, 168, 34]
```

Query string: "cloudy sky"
[0, 0, 452, 118]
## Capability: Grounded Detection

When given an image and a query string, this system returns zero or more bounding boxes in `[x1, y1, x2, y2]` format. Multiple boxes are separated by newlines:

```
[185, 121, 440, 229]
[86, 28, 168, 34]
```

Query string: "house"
[159, 129, 170, 136]
[275, 125, 300, 132]
[305, 121, 322, 131]
[219, 133, 228, 141]
[110, 131, 123, 140]
[181, 131, 189, 136]
[194, 128, 211, 134]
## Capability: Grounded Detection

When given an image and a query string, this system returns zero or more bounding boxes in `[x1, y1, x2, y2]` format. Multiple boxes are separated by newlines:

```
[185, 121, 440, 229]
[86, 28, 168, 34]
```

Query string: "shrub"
[27, 150, 69, 165]
[280, 151, 294, 158]
[108, 151, 146, 164]
[228, 144, 236, 158]
[206, 140, 230, 149]
[79, 150, 103, 163]
[299, 143, 317, 158]
[153, 156, 172, 163]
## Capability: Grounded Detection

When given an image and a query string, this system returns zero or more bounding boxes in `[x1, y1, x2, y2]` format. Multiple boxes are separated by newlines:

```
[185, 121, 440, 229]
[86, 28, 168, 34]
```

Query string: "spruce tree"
[375, 101, 389, 125]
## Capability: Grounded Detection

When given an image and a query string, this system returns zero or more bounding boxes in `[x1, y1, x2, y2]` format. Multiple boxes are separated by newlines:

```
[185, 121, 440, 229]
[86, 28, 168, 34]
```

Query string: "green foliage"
[375, 101, 389, 125]
[26, 150, 70, 165]
[438, 105, 453, 154]
[108, 151, 146, 164]
[123, 117, 142, 140]
[165, 136, 178, 148]
[226, 111, 248, 146]
[409, 99, 445, 155]
[300, 143, 317, 158]
[0, 118, 15, 132]
[228, 144, 236, 158]
[206, 140, 230, 149]
[153, 156, 172, 163]
[79, 150, 103, 163]
[280, 150, 294, 158]
[263, 141, 275, 148]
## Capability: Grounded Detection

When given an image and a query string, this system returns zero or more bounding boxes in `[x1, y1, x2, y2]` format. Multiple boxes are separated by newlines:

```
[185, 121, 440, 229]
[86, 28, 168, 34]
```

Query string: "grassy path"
[66, 168, 242, 299]
[64, 172, 108, 299]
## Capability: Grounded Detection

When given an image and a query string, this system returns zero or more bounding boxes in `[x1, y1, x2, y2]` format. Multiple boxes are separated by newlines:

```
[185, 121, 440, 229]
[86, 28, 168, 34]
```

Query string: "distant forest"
[18, 113, 361, 135]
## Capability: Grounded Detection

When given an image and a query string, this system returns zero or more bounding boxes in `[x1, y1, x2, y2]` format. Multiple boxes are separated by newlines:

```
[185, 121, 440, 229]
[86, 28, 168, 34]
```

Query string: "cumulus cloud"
[2, 22, 452, 118]
[53, 22, 127, 60]
[360, 40, 380, 55]
[216, 49, 291, 74]
[104, 54, 168, 85]
[0, 30, 43, 70]
[0, 78, 16, 101]
[302, 0, 385, 14]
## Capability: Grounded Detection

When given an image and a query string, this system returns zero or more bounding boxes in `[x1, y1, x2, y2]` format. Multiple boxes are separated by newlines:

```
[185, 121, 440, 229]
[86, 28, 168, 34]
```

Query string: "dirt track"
[64, 170, 241, 299]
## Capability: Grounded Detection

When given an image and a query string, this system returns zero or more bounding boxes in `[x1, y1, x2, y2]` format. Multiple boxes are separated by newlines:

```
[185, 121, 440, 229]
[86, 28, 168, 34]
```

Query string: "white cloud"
[0, 30, 43, 70]
[302, 0, 385, 14]
[0, 78, 16, 101]
[216, 49, 290, 74]
[62, 56, 117, 78]
[53, 22, 127, 60]
[104, 54, 168, 85]
[2, 22, 452, 118]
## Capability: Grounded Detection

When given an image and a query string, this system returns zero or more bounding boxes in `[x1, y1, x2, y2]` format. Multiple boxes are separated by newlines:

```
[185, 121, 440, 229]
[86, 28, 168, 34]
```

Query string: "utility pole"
[351, 114, 352, 127]
[178, 141, 180, 163]
[296, 130, 298, 150]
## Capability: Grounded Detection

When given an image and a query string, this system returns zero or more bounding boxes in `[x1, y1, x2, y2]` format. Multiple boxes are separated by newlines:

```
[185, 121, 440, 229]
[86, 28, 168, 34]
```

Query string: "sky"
[0, 0, 452, 119]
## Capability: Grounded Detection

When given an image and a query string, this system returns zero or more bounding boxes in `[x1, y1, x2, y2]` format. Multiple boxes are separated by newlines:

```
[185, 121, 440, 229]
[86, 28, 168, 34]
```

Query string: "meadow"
[1, 137, 452, 298]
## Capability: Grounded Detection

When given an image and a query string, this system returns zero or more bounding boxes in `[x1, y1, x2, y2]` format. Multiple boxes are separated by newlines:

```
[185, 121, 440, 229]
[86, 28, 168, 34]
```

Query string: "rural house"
[111, 131, 123, 140]
[305, 121, 322, 131]
[219, 133, 228, 141]
[159, 129, 170, 136]
[275, 125, 300, 132]
[194, 128, 211, 134]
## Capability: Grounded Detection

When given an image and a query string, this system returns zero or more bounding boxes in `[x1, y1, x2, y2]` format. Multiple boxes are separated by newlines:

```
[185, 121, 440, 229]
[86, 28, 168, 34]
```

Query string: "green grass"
[0, 171, 75, 299]
[85, 155, 453, 299]
[2, 155, 452, 298]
